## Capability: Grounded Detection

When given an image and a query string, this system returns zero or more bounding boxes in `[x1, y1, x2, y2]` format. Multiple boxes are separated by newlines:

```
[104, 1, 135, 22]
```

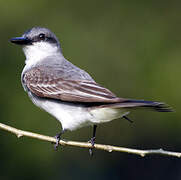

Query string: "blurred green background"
[0, 0, 181, 179]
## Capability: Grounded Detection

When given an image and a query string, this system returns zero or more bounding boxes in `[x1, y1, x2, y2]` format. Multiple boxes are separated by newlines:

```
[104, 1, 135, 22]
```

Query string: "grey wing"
[23, 66, 124, 103]
[37, 56, 95, 81]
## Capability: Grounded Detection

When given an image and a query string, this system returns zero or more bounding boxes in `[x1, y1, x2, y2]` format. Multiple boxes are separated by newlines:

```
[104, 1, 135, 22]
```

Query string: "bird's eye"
[39, 33, 45, 40]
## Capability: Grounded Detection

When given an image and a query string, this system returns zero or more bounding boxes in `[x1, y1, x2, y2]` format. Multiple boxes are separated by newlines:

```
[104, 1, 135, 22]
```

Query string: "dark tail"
[122, 100, 172, 112]
[97, 99, 173, 112]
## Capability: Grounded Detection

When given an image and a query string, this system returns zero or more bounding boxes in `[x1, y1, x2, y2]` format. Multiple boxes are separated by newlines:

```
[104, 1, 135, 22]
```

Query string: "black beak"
[10, 37, 32, 45]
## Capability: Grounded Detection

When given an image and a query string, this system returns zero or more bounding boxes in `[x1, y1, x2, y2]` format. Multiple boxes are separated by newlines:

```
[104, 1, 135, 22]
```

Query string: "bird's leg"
[88, 125, 97, 156]
[122, 115, 133, 123]
[54, 129, 67, 150]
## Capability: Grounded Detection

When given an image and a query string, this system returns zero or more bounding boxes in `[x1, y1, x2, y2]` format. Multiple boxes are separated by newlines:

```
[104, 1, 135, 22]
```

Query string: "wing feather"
[23, 67, 124, 103]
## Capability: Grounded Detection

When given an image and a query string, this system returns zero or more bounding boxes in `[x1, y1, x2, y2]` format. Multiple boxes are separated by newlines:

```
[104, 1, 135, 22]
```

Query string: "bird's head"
[10, 27, 62, 60]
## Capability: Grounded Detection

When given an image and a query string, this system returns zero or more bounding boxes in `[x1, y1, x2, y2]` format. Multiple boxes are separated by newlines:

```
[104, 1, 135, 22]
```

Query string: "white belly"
[27, 92, 129, 131]
[29, 92, 93, 131]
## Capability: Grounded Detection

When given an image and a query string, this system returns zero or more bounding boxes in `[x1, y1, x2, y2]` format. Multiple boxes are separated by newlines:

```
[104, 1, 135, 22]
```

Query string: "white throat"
[23, 41, 62, 69]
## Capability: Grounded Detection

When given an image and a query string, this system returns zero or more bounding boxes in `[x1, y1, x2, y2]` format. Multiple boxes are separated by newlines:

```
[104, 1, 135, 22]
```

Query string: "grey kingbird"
[10, 27, 171, 153]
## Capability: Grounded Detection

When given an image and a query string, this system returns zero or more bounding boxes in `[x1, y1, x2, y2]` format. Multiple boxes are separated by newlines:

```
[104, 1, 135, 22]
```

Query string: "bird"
[10, 27, 172, 154]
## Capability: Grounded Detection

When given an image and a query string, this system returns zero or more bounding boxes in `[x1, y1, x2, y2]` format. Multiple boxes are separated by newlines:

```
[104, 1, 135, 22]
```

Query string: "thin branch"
[0, 122, 180, 158]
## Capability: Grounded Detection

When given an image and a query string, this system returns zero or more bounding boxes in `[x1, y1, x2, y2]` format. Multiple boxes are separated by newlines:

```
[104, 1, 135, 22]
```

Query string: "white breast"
[22, 41, 61, 70]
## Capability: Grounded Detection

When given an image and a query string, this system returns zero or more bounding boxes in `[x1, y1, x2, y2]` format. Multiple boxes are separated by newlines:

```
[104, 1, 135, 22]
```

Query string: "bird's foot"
[54, 129, 66, 151]
[88, 137, 96, 156]
[54, 133, 61, 151]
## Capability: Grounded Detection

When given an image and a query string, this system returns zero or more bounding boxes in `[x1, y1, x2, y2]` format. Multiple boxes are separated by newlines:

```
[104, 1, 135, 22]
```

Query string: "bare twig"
[0, 122, 180, 158]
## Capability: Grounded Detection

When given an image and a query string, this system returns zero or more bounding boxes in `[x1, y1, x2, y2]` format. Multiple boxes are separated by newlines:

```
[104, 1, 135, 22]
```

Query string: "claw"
[89, 137, 96, 147]
[88, 125, 97, 156]
[89, 148, 93, 156]
[89, 136, 96, 156]
[53, 129, 66, 151]
[54, 134, 61, 150]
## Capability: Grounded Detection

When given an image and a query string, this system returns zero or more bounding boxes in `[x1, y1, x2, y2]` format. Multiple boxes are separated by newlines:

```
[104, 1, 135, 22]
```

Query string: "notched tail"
[95, 99, 173, 112]
[123, 100, 173, 112]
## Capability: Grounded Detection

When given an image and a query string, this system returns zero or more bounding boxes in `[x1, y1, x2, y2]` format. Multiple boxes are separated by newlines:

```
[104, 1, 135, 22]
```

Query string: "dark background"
[0, 0, 181, 179]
